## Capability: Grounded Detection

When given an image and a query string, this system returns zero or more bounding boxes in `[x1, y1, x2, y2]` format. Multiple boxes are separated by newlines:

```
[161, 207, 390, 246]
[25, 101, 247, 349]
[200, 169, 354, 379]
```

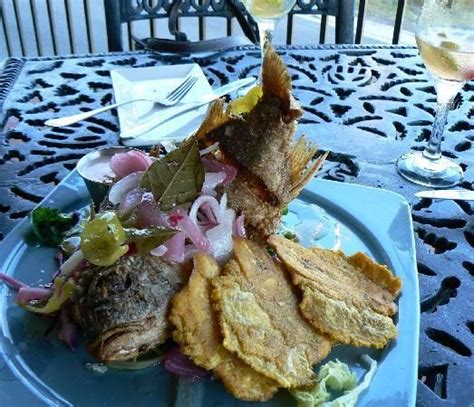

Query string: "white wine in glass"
[396, 0, 474, 188]
[242, 0, 297, 61]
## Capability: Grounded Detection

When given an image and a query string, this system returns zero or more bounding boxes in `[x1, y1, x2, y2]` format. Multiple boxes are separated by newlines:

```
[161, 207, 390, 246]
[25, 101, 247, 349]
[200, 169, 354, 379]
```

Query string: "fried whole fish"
[268, 235, 402, 348]
[212, 237, 332, 388]
[74, 255, 186, 362]
[195, 46, 327, 241]
[169, 253, 278, 401]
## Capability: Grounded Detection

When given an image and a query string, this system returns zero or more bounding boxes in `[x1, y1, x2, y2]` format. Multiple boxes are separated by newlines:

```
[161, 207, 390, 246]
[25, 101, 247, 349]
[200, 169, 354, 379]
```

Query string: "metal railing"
[1, 0, 415, 58]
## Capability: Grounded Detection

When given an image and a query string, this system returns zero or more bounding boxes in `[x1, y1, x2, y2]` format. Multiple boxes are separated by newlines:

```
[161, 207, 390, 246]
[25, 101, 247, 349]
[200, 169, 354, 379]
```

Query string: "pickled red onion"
[162, 232, 186, 263]
[118, 187, 145, 218]
[171, 208, 209, 252]
[201, 203, 217, 225]
[58, 302, 79, 351]
[16, 287, 52, 303]
[0, 272, 27, 289]
[201, 172, 227, 196]
[184, 245, 199, 262]
[199, 142, 219, 156]
[108, 171, 143, 205]
[150, 245, 167, 257]
[201, 158, 237, 187]
[233, 215, 246, 237]
[164, 347, 209, 378]
[206, 207, 235, 263]
[137, 193, 168, 227]
[110, 150, 152, 180]
[189, 196, 221, 226]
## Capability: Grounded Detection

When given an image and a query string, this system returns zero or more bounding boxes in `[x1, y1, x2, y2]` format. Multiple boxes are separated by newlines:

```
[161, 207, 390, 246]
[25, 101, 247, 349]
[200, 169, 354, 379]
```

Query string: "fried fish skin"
[200, 47, 302, 203]
[209, 98, 296, 204]
[212, 238, 332, 389]
[74, 255, 185, 362]
[268, 235, 402, 349]
[195, 46, 326, 242]
[169, 253, 278, 402]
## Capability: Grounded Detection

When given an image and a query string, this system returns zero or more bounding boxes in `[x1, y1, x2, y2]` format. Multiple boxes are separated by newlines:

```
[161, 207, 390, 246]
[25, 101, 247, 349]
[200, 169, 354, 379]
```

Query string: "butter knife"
[415, 190, 474, 201]
[120, 77, 256, 140]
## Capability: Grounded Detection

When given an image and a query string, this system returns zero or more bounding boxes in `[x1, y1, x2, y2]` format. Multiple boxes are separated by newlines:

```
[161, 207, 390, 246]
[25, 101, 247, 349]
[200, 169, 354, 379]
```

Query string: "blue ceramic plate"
[0, 171, 419, 407]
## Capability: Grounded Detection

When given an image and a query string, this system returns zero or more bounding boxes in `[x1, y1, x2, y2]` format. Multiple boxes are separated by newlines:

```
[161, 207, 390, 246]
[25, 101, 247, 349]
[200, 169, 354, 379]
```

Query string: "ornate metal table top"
[0, 45, 473, 406]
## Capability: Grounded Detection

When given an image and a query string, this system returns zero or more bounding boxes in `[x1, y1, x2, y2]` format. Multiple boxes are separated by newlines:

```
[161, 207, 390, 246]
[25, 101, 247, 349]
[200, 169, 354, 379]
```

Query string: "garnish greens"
[30, 207, 78, 246]
[141, 139, 205, 211]
[80, 212, 178, 263]
[291, 356, 377, 407]
[283, 231, 299, 242]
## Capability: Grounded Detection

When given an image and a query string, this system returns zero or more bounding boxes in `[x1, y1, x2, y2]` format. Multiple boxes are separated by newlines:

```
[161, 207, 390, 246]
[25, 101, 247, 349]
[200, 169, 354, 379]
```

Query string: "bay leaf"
[141, 139, 205, 211]
[125, 226, 178, 254]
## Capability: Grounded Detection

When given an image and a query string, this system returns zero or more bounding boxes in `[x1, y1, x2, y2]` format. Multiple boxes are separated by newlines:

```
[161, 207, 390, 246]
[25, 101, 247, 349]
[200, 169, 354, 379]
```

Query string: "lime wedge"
[417, 37, 459, 79]
[440, 41, 460, 51]
[229, 85, 263, 115]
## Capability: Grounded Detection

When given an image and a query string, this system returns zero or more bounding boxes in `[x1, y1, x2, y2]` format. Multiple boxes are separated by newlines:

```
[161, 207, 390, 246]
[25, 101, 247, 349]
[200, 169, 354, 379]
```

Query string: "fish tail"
[262, 44, 292, 106]
[262, 45, 302, 119]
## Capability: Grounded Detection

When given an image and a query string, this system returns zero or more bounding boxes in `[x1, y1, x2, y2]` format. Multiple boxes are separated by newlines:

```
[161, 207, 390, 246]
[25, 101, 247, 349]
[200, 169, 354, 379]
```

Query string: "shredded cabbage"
[291, 356, 377, 407]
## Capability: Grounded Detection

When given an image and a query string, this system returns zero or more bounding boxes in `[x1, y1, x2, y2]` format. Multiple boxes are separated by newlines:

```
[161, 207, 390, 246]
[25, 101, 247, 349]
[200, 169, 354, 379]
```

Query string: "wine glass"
[242, 0, 297, 63]
[396, 0, 474, 188]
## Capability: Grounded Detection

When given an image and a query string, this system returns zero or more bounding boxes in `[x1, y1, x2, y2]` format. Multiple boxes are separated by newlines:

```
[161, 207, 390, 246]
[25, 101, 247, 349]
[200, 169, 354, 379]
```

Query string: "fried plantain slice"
[268, 235, 402, 349]
[169, 253, 278, 402]
[212, 238, 332, 389]
[214, 357, 278, 402]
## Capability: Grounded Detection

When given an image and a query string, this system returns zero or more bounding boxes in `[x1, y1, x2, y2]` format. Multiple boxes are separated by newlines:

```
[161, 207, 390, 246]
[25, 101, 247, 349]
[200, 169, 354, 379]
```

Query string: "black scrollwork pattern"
[119, 0, 335, 19]
[0, 45, 473, 405]
[121, 0, 251, 18]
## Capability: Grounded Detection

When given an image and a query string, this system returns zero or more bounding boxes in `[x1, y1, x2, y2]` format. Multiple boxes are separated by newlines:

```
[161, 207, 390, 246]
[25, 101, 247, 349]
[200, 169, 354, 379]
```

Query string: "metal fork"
[45, 75, 199, 127]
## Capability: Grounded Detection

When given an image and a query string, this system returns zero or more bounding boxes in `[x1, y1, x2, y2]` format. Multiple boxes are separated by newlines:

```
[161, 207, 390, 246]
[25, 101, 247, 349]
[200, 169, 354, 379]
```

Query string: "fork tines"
[167, 75, 199, 102]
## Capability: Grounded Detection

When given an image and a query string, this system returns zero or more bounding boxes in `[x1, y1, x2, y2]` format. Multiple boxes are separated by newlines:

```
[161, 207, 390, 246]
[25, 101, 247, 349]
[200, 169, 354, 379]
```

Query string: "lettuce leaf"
[322, 355, 377, 407]
[291, 356, 377, 407]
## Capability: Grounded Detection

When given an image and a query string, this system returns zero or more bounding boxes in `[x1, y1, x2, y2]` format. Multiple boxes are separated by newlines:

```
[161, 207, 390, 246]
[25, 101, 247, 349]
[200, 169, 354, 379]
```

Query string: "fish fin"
[290, 151, 328, 198]
[262, 45, 302, 119]
[262, 46, 290, 104]
[194, 98, 231, 142]
[290, 136, 318, 184]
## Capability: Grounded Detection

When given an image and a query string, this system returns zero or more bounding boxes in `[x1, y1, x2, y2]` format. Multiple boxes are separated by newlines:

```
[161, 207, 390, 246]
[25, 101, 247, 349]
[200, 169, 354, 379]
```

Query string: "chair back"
[290, 0, 354, 44]
[105, 0, 354, 52]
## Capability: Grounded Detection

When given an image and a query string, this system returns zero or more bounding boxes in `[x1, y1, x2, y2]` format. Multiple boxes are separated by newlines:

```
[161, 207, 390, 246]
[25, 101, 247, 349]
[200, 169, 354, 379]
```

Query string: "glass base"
[396, 151, 463, 188]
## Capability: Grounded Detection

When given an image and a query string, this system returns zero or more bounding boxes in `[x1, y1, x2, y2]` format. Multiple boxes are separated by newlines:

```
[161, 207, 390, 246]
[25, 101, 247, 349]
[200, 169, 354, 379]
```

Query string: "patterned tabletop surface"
[0, 45, 473, 406]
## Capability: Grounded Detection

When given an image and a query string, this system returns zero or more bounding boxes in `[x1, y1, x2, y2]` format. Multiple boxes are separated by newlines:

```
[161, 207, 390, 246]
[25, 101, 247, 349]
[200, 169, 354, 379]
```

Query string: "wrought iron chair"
[104, 0, 354, 53]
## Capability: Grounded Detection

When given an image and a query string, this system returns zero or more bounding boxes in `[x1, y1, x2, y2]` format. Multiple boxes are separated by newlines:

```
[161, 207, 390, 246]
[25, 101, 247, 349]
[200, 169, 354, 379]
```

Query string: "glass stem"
[423, 102, 450, 160]
[423, 79, 462, 160]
